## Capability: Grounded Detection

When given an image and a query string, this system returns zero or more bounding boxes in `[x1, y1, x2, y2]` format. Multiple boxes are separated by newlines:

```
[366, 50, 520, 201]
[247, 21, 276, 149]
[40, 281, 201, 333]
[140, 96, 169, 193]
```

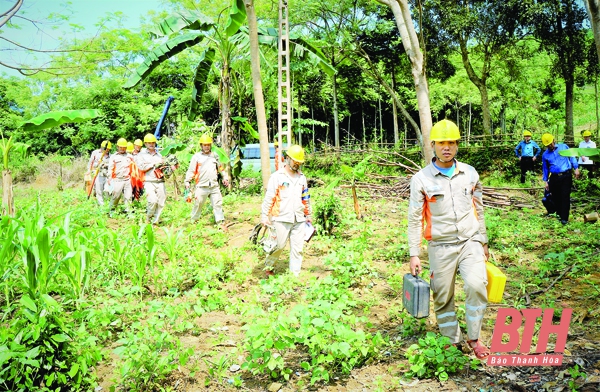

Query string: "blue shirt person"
[514, 131, 541, 183]
[541, 133, 580, 224]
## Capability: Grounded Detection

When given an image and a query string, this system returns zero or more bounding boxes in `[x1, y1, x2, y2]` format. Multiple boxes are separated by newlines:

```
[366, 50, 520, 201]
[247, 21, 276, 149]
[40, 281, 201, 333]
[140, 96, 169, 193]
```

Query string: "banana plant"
[123, 0, 334, 183]
[1, 132, 30, 216]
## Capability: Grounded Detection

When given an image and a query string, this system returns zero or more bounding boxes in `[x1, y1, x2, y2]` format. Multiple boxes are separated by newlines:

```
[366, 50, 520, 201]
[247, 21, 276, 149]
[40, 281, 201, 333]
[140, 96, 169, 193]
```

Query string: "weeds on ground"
[403, 332, 478, 382]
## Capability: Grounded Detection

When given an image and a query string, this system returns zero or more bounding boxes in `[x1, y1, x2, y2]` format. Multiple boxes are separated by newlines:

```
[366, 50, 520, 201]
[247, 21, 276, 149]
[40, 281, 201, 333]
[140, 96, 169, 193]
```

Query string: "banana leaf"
[21, 109, 100, 132]
[160, 141, 188, 157]
[559, 148, 600, 158]
[225, 0, 246, 38]
[148, 10, 214, 38]
[123, 31, 206, 89]
[232, 116, 259, 139]
[189, 48, 216, 121]
[212, 145, 230, 164]
[253, 27, 336, 76]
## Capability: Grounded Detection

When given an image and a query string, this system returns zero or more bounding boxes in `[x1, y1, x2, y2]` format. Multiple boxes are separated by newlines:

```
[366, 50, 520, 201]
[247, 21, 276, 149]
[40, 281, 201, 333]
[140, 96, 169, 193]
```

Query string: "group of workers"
[87, 134, 311, 278]
[515, 130, 595, 224]
[86, 120, 591, 362]
[87, 134, 166, 224]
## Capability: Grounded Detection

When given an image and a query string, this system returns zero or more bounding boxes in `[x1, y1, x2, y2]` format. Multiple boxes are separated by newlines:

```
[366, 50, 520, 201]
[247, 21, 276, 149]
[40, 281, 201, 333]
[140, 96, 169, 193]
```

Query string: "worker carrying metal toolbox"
[407, 119, 490, 360]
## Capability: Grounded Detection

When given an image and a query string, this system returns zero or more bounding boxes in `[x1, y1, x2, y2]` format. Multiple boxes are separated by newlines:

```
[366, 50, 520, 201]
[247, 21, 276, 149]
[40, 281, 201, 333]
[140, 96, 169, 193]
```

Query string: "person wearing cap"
[133, 139, 143, 156]
[107, 138, 134, 217]
[260, 145, 312, 278]
[407, 119, 490, 360]
[136, 134, 166, 225]
[184, 134, 230, 229]
[541, 133, 580, 225]
[578, 130, 596, 176]
[87, 140, 112, 206]
[514, 131, 541, 184]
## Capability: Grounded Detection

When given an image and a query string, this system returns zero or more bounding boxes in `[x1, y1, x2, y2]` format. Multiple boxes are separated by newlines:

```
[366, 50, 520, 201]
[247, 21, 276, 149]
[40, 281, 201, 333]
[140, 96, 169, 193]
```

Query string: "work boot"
[265, 270, 275, 278]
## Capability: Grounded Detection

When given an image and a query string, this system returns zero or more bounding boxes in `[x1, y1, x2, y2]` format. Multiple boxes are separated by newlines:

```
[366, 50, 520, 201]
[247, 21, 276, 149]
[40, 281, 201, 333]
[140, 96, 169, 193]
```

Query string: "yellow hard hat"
[199, 133, 213, 144]
[430, 120, 460, 142]
[144, 133, 157, 143]
[523, 130, 532, 137]
[134, 139, 143, 147]
[541, 133, 554, 146]
[286, 145, 305, 163]
[583, 130, 592, 137]
[117, 138, 128, 148]
[274, 140, 279, 146]
[101, 140, 112, 150]
[126, 142, 134, 153]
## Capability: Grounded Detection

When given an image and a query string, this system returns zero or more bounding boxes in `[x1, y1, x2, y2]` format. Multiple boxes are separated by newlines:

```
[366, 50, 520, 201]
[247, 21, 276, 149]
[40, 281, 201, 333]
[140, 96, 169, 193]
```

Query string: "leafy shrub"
[0, 295, 101, 391]
[313, 192, 342, 236]
[573, 170, 600, 196]
[394, 312, 427, 338]
[242, 297, 387, 385]
[113, 318, 193, 390]
[10, 155, 40, 183]
[404, 332, 476, 381]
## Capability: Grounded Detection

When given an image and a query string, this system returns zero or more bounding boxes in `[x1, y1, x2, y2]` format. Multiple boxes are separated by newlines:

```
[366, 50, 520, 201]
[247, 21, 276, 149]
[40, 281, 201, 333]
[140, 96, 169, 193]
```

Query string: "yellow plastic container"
[486, 262, 506, 303]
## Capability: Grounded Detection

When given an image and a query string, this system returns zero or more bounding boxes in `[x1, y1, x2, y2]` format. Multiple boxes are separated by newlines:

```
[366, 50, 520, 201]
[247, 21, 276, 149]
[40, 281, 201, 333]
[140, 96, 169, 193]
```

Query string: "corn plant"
[106, 229, 138, 283]
[54, 213, 93, 307]
[0, 215, 20, 308]
[0, 206, 101, 390]
[129, 224, 158, 295]
[16, 212, 57, 301]
[161, 226, 183, 263]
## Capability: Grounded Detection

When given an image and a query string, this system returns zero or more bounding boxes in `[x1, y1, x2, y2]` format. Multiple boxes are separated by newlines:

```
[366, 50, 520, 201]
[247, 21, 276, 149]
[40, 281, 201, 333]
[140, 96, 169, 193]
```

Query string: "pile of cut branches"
[343, 173, 542, 210]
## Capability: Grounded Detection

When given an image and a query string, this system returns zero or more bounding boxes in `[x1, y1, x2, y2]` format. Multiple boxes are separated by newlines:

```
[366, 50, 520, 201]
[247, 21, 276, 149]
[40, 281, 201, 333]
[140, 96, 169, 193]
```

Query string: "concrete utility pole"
[277, 0, 292, 150]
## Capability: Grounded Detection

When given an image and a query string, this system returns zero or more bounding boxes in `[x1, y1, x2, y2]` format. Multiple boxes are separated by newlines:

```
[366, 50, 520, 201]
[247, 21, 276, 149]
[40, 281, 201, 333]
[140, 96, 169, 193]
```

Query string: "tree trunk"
[332, 73, 340, 149]
[392, 68, 399, 145]
[375, 0, 432, 163]
[356, 46, 422, 141]
[564, 76, 575, 146]
[220, 65, 233, 189]
[244, 0, 271, 189]
[584, 0, 600, 64]
[596, 75, 600, 139]
[2, 170, 14, 216]
[458, 36, 492, 139]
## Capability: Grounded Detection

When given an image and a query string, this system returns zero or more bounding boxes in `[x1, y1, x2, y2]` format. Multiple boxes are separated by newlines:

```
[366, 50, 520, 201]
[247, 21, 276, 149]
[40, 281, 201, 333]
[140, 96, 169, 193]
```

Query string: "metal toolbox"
[403, 273, 430, 318]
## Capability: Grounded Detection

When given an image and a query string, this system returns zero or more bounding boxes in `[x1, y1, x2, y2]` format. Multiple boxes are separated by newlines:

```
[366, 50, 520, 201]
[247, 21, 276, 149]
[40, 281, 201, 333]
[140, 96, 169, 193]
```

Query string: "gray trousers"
[428, 239, 488, 344]
[94, 175, 107, 206]
[109, 179, 132, 214]
[191, 185, 224, 223]
[265, 220, 304, 276]
[145, 181, 166, 223]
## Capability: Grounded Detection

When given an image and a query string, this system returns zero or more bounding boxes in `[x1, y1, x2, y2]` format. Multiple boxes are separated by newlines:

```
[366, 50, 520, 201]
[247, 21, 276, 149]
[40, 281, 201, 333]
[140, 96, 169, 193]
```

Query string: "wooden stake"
[352, 182, 362, 219]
